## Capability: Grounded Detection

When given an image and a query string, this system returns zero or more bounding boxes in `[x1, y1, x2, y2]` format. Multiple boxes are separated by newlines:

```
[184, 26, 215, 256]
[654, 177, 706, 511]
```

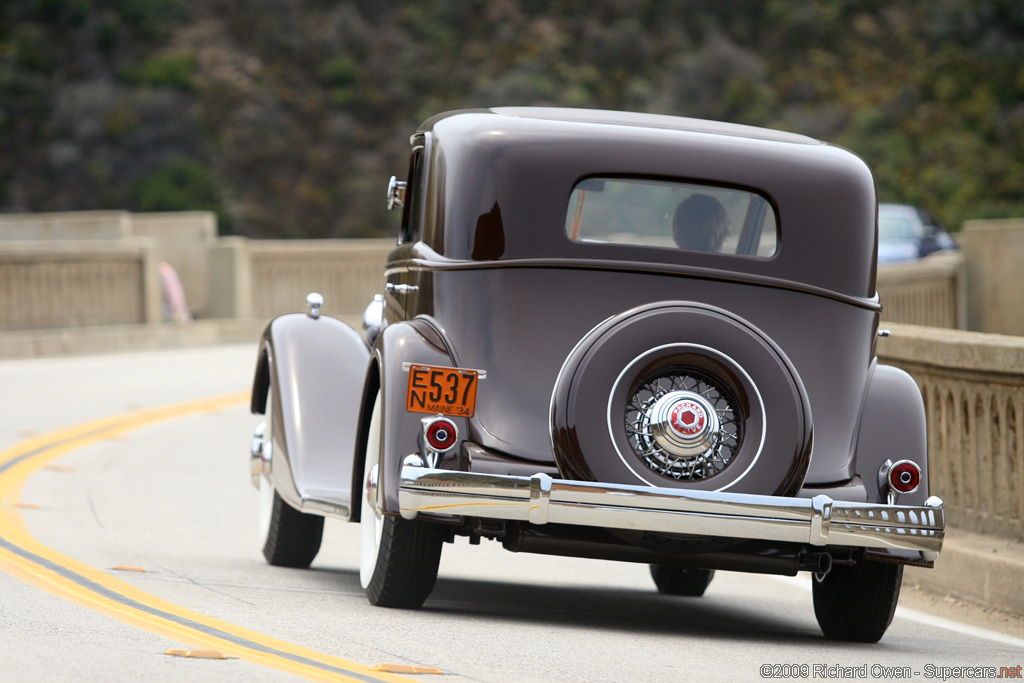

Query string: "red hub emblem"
[669, 400, 706, 437]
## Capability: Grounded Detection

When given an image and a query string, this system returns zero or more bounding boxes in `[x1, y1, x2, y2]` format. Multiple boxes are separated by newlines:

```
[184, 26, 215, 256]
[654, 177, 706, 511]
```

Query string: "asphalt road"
[1, 345, 1022, 683]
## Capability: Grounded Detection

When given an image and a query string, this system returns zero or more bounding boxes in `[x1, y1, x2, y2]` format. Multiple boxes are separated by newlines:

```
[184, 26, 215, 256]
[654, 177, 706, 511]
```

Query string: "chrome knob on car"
[306, 292, 324, 319]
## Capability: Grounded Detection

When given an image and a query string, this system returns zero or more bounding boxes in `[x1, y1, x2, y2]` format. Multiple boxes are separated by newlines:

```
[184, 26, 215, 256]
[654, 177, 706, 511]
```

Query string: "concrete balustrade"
[129, 212, 216, 316]
[0, 239, 161, 330]
[204, 237, 393, 320]
[0, 210, 133, 240]
[876, 251, 966, 329]
[0, 210, 215, 318]
[880, 323, 1024, 541]
[249, 239, 391, 319]
[959, 218, 1024, 335]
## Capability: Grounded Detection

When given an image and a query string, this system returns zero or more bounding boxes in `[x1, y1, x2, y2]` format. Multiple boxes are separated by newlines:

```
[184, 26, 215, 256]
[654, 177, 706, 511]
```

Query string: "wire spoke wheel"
[625, 367, 742, 481]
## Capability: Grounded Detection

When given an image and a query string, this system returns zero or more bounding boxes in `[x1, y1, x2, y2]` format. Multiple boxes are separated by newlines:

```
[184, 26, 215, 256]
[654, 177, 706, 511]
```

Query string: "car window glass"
[878, 215, 920, 241]
[398, 147, 424, 244]
[564, 178, 777, 257]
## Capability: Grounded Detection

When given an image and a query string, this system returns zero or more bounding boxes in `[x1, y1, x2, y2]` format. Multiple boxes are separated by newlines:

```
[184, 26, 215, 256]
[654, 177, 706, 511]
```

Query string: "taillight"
[888, 460, 921, 494]
[423, 417, 458, 453]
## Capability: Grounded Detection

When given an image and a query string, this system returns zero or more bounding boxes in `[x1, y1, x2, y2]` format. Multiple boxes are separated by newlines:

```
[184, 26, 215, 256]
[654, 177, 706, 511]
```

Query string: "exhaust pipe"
[800, 551, 832, 575]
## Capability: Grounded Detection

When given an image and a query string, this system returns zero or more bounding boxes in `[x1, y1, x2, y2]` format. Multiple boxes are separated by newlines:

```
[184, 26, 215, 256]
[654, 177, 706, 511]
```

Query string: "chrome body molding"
[298, 495, 350, 519]
[362, 293, 385, 344]
[386, 282, 419, 295]
[249, 421, 267, 488]
[398, 465, 944, 558]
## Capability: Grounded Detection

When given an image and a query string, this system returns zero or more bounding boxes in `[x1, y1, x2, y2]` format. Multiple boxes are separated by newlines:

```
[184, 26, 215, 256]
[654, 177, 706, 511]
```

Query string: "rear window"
[565, 178, 777, 258]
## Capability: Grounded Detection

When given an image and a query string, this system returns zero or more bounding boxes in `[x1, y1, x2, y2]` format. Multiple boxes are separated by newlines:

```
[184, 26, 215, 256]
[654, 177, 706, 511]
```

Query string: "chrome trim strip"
[298, 495, 350, 519]
[400, 361, 487, 379]
[398, 466, 944, 555]
[386, 282, 419, 295]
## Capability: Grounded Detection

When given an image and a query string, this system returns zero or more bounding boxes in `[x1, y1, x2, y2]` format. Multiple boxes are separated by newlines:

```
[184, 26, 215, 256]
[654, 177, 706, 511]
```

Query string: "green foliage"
[318, 55, 361, 107]
[103, 100, 141, 138]
[27, 0, 91, 25]
[133, 156, 231, 231]
[94, 13, 122, 53]
[114, 0, 188, 40]
[7, 22, 56, 71]
[119, 52, 195, 90]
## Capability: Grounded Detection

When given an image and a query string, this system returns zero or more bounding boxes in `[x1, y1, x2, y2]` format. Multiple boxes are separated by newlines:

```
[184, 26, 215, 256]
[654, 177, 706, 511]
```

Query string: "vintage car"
[248, 107, 944, 643]
[877, 202, 958, 263]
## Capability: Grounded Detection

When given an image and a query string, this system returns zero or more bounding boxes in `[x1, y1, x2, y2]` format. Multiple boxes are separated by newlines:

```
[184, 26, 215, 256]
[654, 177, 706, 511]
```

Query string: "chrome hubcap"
[649, 391, 721, 457]
[625, 369, 741, 481]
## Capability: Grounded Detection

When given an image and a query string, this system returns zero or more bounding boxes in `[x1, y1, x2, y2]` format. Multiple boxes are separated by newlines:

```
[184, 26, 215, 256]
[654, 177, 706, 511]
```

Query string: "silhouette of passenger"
[672, 194, 730, 252]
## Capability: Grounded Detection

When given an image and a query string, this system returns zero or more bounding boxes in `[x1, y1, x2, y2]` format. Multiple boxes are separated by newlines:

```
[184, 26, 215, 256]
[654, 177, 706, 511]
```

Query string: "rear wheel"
[259, 476, 324, 567]
[257, 382, 324, 567]
[812, 561, 903, 642]
[650, 565, 715, 597]
[359, 390, 445, 608]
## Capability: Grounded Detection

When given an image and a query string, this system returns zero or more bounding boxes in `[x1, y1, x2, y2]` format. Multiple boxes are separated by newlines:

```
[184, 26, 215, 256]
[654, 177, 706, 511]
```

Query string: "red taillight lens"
[424, 417, 458, 453]
[888, 461, 921, 493]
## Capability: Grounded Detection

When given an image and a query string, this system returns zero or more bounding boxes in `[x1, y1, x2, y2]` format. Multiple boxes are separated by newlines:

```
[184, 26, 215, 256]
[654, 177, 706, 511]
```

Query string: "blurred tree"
[133, 155, 232, 232]
[0, 0, 1022, 235]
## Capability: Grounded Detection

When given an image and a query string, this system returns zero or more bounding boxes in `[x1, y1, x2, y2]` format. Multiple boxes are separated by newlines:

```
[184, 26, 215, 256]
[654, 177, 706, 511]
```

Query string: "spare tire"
[550, 302, 812, 496]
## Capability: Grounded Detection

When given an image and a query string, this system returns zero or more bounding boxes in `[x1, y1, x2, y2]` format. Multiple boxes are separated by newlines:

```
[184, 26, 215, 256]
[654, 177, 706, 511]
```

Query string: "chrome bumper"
[398, 466, 944, 560]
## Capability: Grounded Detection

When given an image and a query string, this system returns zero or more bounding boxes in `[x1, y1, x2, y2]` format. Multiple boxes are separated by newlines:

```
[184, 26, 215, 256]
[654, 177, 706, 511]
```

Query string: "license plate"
[405, 364, 480, 417]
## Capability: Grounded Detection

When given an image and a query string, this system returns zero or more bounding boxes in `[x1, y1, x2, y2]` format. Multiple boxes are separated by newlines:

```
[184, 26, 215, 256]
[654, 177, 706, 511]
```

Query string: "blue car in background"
[877, 203, 958, 263]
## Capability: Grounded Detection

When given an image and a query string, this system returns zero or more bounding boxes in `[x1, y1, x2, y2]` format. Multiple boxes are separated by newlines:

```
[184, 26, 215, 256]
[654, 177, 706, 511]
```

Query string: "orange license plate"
[405, 364, 480, 417]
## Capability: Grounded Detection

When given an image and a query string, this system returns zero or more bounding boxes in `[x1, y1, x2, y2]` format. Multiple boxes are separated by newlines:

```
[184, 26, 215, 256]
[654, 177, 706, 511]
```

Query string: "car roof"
[491, 107, 821, 145]
[414, 108, 879, 301]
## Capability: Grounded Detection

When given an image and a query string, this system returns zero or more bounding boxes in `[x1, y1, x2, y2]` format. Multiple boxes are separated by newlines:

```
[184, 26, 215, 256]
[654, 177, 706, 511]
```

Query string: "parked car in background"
[877, 203, 958, 263]
[247, 108, 945, 644]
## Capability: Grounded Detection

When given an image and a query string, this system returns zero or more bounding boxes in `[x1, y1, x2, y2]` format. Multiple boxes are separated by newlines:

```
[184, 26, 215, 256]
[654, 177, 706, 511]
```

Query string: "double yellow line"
[0, 393, 415, 683]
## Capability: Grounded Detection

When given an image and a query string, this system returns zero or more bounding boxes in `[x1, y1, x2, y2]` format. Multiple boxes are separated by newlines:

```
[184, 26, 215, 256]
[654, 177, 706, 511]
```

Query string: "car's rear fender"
[252, 313, 370, 518]
[367, 318, 463, 516]
[853, 362, 929, 506]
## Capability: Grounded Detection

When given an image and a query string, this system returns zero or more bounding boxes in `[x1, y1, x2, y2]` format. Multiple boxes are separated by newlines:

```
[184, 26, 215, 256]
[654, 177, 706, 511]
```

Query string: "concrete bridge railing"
[206, 237, 393, 320]
[877, 252, 966, 329]
[0, 239, 162, 330]
[0, 210, 215, 321]
[880, 323, 1024, 541]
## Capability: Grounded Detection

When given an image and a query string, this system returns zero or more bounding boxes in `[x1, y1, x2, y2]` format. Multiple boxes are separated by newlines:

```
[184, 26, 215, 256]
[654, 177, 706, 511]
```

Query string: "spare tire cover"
[550, 302, 812, 496]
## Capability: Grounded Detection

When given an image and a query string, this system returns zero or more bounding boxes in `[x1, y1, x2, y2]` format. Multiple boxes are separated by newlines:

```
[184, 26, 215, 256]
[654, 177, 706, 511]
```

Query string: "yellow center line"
[0, 393, 418, 683]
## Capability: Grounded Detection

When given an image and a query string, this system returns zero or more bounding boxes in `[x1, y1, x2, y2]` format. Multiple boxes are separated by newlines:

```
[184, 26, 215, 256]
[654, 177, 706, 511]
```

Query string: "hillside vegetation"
[2, 0, 1022, 238]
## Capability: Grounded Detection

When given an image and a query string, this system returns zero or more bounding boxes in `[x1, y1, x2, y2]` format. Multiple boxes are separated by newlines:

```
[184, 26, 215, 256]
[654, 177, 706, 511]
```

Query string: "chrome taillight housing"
[878, 458, 922, 503]
[888, 460, 921, 494]
[421, 416, 458, 467]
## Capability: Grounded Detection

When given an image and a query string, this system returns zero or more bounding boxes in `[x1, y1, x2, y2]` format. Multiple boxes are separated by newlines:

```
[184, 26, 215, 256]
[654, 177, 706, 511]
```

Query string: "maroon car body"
[249, 108, 944, 643]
